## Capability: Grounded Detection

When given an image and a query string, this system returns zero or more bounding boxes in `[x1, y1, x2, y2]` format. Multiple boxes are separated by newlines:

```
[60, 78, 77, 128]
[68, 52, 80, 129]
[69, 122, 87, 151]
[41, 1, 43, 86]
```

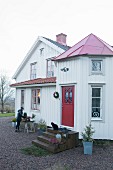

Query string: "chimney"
[56, 33, 67, 46]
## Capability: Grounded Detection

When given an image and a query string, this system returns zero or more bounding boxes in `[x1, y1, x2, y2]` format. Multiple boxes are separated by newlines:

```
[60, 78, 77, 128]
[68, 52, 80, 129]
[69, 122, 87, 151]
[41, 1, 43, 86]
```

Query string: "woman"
[15, 107, 24, 132]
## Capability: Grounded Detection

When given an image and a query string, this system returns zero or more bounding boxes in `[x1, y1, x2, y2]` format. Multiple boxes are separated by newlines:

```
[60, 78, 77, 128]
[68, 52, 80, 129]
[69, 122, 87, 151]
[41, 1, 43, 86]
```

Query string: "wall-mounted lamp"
[61, 67, 69, 72]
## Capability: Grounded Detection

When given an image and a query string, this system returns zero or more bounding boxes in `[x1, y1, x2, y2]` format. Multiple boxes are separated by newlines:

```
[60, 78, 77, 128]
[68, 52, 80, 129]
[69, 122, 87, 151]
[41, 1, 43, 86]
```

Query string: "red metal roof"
[10, 77, 56, 87]
[55, 33, 113, 60]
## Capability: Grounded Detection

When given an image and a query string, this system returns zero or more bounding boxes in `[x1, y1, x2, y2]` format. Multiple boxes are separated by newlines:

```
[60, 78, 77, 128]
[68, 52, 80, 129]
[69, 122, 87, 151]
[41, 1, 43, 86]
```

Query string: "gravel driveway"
[0, 117, 113, 170]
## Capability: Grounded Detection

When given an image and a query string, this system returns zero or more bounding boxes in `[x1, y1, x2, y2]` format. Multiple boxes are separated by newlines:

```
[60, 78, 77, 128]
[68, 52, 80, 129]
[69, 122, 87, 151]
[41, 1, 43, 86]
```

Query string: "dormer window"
[30, 62, 37, 80]
[46, 59, 54, 77]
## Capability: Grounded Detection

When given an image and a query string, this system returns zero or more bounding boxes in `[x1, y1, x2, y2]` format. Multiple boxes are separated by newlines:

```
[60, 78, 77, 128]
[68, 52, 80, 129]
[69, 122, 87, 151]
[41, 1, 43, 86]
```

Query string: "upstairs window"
[31, 89, 40, 110]
[91, 59, 103, 74]
[30, 62, 37, 80]
[47, 59, 54, 77]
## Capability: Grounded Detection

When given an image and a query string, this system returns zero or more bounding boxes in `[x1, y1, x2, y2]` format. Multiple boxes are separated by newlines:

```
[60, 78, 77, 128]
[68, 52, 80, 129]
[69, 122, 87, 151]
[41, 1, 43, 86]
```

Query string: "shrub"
[12, 118, 17, 122]
[81, 123, 95, 142]
[32, 113, 36, 119]
[37, 119, 47, 130]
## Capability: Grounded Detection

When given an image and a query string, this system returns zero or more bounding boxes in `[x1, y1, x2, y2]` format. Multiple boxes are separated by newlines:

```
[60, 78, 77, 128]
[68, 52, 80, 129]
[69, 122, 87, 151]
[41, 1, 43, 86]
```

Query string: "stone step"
[32, 139, 58, 153]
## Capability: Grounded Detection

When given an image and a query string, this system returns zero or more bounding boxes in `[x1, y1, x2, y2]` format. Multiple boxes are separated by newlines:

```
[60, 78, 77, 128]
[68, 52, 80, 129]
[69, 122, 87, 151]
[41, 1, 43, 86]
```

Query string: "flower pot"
[30, 118, 35, 122]
[83, 141, 93, 155]
[12, 122, 16, 127]
[38, 128, 46, 135]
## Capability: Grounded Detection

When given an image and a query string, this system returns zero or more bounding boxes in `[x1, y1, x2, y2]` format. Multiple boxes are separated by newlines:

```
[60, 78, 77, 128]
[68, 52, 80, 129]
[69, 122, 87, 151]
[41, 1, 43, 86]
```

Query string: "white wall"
[16, 42, 61, 82]
[41, 86, 60, 126]
[15, 88, 22, 116]
[15, 85, 59, 127]
[56, 56, 113, 140]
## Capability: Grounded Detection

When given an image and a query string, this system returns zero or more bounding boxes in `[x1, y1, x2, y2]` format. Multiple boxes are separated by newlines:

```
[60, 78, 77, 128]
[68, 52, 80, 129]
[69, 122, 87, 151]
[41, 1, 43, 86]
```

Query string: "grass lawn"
[0, 113, 15, 117]
[21, 145, 51, 157]
[21, 145, 70, 169]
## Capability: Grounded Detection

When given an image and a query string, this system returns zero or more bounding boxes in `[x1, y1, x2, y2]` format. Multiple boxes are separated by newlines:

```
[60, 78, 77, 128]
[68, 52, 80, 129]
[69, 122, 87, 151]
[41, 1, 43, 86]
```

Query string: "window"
[21, 90, 24, 108]
[47, 59, 54, 77]
[40, 48, 44, 56]
[31, 89, 40, 110]
[65, 87, 72, 103]
[91, 59, 104, 74]
[30, 62, 37, 79]
[90, 85, 104, 120]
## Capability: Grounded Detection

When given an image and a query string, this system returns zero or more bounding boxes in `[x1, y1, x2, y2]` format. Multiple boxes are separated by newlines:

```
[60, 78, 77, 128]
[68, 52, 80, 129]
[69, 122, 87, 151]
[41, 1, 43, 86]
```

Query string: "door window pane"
[69, 91, 72, 102]
[65, 91, 69, 103]
[65, 88, 73, 103]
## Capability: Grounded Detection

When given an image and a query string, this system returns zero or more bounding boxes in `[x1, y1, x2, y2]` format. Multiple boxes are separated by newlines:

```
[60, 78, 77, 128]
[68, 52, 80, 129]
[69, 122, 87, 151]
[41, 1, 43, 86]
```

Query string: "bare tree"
[0, 74, 14, 113]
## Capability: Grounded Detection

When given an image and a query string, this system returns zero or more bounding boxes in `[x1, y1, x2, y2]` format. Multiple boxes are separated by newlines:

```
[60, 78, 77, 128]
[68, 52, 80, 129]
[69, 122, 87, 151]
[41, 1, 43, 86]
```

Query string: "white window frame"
[90, 58, 104, 75]
[30, 62, 37, 80]
[89, 84, 105, 121]
[31, 89, 40, 110]
[46, 59, 54, 77]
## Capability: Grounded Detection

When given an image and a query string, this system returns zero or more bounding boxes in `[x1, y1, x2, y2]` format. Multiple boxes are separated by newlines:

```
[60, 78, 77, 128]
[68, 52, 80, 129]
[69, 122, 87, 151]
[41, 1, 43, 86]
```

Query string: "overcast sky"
[0, 0, 113, 79]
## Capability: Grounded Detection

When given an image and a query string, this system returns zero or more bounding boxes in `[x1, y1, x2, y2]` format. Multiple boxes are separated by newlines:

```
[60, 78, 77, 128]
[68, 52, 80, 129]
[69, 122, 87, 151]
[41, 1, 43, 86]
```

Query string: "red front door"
[62, 86, 74, 127]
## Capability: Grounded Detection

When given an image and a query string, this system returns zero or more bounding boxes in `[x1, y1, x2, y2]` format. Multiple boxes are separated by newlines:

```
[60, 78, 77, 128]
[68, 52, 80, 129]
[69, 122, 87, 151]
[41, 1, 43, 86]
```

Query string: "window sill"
[91, 118, 102, 121]
[90, 72, 103, 75]
[31, 109, 40, 112]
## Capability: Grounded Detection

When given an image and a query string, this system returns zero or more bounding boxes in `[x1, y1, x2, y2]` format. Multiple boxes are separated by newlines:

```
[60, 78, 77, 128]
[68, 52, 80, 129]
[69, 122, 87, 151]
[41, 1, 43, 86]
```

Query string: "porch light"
[60, 67, 69, 72]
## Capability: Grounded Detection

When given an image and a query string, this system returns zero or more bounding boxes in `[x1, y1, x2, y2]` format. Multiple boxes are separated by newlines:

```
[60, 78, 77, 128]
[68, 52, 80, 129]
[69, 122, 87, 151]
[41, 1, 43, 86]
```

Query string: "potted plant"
[37, 119, 47, 135]
[30, 113, 36, 122]
[12, 118, 17, 127]
[81, 123, 95, 155]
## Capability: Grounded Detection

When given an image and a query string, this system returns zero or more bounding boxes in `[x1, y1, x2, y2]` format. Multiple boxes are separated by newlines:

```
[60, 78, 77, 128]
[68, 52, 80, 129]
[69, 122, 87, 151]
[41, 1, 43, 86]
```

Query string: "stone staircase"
[32, 128, 79, 153]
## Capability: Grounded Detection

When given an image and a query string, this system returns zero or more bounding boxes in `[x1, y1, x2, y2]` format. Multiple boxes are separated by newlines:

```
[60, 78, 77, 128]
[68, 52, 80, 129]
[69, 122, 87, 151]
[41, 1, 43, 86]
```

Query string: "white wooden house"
[11, 33, 113, 140]
[11, 33, 70, 125]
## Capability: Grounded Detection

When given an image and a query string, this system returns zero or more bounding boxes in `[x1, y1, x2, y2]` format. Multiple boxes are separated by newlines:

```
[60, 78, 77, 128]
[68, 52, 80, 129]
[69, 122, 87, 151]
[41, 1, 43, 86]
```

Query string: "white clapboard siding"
[15, 88, 29, 113]
[16, 42, 60, 82]
[56, 56, 113, 139]
[41, 86, 60, 126]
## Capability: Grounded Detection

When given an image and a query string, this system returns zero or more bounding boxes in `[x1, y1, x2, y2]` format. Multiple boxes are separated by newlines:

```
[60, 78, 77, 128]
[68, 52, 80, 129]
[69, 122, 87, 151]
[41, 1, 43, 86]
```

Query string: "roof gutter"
[53, 53, 113, 61]
[10, 83, 56, 88]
